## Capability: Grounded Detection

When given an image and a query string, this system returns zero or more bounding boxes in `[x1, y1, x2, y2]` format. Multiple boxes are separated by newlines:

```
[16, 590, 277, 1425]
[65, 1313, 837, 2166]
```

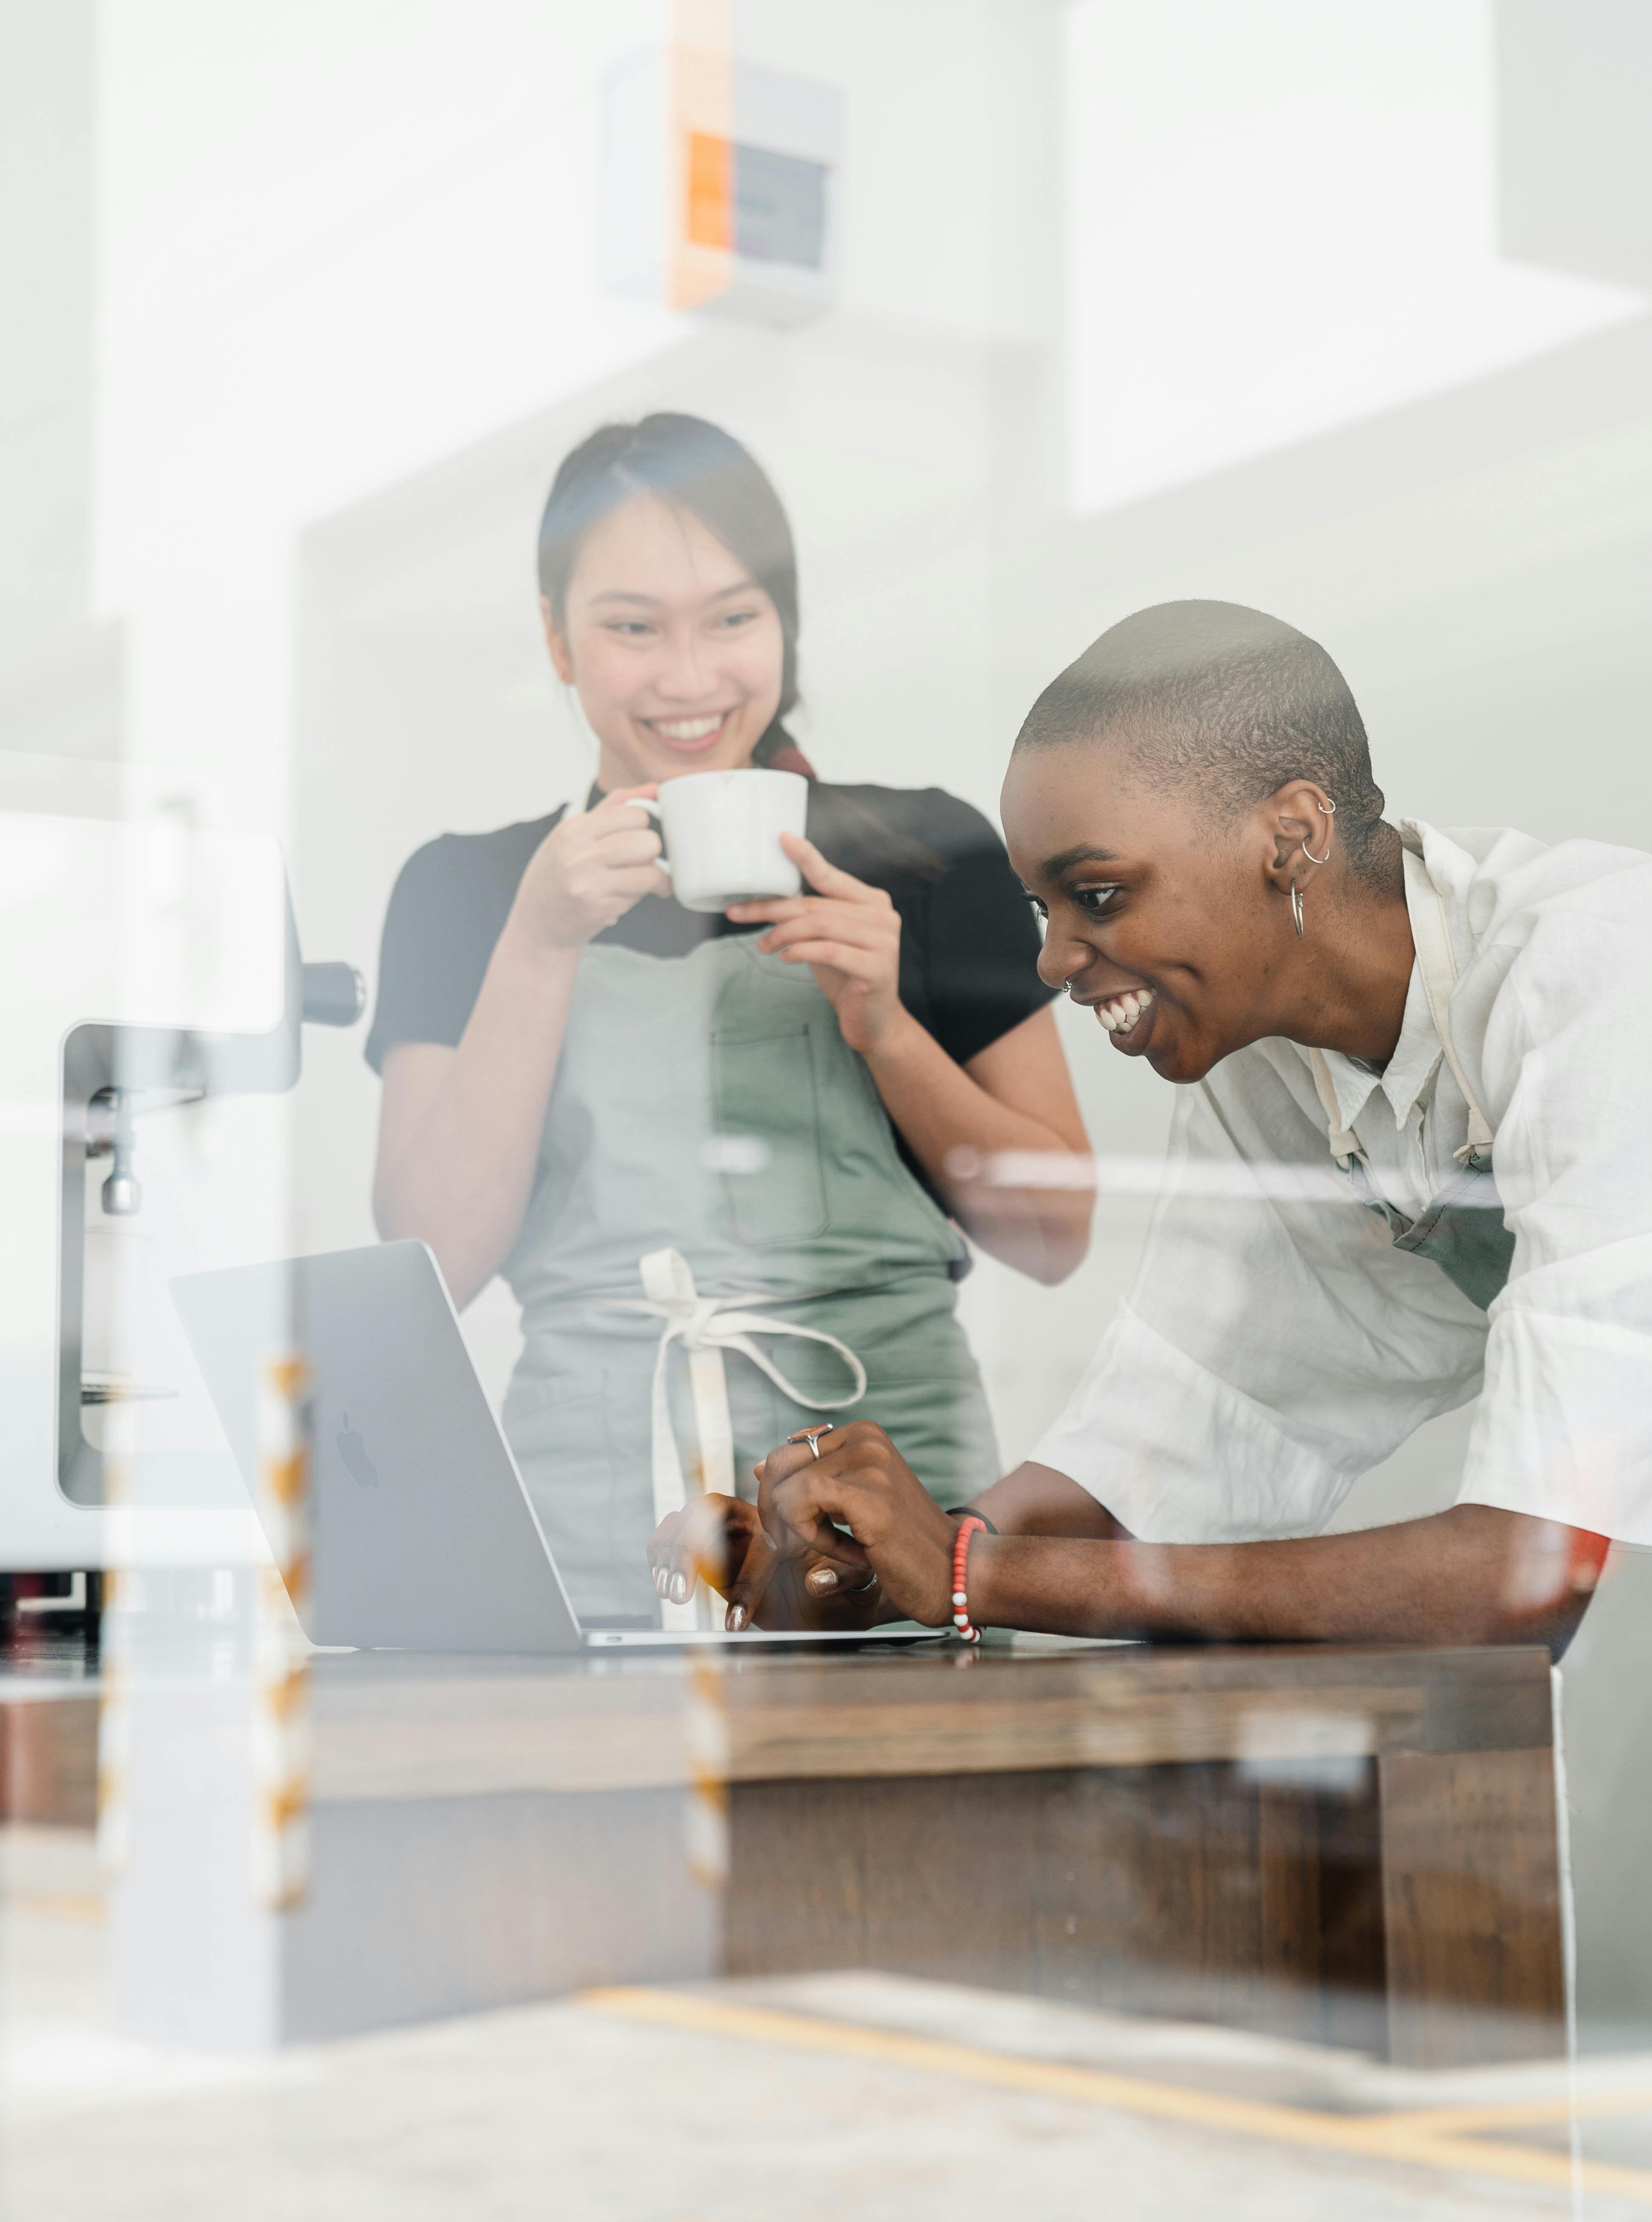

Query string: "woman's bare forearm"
[373, 924, 580, 1306]
[967, 1503, 1603, 1656]
[860, 1011, 1092, 1283]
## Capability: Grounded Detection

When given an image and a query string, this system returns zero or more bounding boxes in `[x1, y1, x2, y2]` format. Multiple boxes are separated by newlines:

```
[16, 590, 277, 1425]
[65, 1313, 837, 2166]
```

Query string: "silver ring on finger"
[789, 1423, 835, 1461]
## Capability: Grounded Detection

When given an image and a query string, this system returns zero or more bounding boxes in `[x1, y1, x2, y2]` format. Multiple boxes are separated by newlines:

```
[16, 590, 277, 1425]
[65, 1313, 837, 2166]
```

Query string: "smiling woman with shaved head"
[651, 597, 1652, 1651]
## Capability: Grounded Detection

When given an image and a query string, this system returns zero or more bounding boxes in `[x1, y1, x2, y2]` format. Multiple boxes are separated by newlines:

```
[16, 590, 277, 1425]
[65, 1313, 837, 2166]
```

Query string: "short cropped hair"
[1014, 601, 1393, 884]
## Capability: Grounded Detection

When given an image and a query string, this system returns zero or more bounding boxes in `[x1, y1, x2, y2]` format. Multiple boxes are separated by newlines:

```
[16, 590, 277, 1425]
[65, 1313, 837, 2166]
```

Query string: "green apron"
[500, 930, 1000, 1624]
[1308, 844, 1514, 1313]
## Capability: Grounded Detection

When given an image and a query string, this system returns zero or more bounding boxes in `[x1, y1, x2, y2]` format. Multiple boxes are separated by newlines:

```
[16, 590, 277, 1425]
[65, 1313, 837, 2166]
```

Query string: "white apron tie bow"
[619, 1247, 868, 1524]
[616, 1249, 868, 1629]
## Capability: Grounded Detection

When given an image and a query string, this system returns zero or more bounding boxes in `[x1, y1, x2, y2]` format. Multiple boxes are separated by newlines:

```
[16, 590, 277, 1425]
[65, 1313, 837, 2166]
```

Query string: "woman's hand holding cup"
[728, 835, 909, 1056]
[509, 786, 669, 952]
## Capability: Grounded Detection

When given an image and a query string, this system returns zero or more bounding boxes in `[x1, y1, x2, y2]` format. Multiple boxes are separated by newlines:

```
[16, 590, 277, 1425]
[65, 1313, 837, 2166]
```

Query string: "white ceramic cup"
[644, 767, 808, 914]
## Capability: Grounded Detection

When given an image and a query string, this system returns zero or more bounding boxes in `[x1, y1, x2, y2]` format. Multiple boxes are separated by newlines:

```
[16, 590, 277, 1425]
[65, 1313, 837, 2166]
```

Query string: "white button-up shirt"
[1031, 821, 1652, 1545]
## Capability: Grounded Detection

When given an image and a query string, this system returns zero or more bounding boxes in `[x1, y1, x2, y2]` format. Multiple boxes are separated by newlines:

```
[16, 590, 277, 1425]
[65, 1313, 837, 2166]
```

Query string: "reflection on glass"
[4, 1, 1652, 2215]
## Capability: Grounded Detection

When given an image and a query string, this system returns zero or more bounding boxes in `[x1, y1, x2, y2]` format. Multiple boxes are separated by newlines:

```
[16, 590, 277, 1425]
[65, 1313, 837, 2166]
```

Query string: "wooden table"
[184, 1635, 1560, 2067]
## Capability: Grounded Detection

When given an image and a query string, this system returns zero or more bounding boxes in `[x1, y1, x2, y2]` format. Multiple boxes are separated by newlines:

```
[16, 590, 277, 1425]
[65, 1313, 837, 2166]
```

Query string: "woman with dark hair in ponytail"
[366, 413, 1089, 1624]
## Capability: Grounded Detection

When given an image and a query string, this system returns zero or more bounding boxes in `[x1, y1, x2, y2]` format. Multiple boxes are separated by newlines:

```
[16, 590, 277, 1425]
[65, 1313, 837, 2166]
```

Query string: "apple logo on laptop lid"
[335, 1413, 379, 1489]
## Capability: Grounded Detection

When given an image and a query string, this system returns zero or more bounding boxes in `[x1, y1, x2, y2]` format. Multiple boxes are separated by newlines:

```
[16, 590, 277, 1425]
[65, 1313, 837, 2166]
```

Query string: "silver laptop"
[170, 1240, 941, 1654]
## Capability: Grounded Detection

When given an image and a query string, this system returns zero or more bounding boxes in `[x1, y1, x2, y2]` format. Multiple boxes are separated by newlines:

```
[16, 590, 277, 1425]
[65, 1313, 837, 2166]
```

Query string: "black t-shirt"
[366, 781, 1054, 1101]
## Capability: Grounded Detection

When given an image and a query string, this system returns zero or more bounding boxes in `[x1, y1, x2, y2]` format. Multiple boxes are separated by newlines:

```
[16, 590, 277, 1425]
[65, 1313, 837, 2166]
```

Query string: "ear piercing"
[1301, 798, 1336, 867]
[1291, 801, 1335, 938]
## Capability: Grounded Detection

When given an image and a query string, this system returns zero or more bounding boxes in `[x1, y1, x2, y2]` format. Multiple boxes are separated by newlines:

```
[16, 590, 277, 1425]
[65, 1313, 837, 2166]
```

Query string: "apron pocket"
[711, 1023, 830, 1246]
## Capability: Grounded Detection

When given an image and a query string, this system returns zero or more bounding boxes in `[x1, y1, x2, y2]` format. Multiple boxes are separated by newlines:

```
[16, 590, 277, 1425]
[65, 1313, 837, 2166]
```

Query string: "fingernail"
[727, 1604, 748, 1632]
[652, 1569, 665, 1596]
[806, 1566, 839, 1593]
[670, 1573, 690, 1603]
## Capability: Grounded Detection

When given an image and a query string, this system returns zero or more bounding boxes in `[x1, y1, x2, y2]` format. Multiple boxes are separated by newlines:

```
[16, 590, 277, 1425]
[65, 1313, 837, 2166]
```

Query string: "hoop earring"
[1291, 883, 1306, 939]
[1302, 797, 1336, 867]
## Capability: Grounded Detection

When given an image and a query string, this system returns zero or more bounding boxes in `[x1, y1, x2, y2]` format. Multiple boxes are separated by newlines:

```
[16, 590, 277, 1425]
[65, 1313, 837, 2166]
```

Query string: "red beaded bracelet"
[951, 1514, 986, 1643]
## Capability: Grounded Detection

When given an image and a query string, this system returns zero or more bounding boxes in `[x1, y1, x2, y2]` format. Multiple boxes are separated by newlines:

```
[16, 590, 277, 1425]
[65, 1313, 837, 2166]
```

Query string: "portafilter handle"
[301, 961, 367, 1028]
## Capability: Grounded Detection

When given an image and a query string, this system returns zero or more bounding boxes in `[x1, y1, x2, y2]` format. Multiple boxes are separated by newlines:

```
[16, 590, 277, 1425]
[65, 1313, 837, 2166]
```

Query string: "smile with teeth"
[648, 713, 730, 742]
[1096, 988, 1153, 1035]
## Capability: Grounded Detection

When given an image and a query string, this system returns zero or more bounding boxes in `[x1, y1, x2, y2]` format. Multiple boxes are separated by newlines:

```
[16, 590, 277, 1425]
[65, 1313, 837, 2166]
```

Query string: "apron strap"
[1306, 1046, 1368, 1171]
[1402, 848, 1496, 1169]
[1305, 850, 1495, 1175]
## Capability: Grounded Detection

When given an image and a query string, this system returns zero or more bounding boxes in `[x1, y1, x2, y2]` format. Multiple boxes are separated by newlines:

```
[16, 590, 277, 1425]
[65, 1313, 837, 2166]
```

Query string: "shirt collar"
[1313, 958, 1440, 1132]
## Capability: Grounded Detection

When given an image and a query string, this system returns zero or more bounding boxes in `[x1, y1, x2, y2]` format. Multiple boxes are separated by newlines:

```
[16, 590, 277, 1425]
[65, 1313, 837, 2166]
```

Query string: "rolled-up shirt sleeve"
[1455, 905, 1652, 1541]
[1030, 1063, 1489, 1542]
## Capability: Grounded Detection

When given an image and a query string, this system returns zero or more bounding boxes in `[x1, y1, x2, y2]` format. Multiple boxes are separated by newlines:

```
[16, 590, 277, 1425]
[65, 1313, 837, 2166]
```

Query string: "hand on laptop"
[649, 1489, 883, 1632]
[756, 1424, 959, 1628]
[648, 1475, 886, 1634]
[647, 1421, 958, 1633]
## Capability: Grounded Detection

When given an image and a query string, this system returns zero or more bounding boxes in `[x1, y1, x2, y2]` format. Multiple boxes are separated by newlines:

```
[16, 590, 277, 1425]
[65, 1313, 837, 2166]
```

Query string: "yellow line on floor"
[1382, 2088, 1652, 2136]
[4, 1891, 103, 1923]
[581, 1987, 1652, 2206]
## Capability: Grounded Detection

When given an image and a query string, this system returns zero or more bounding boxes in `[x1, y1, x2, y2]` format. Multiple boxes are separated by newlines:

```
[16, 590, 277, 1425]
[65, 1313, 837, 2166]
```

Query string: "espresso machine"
[58, 924, 363, 1509]
[0, 756, 364, 1563]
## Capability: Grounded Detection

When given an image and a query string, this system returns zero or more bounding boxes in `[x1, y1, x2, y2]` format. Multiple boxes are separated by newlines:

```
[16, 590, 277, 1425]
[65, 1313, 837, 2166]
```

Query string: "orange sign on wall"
[669, 29, 733, 310]
[686, 130, 733, 251]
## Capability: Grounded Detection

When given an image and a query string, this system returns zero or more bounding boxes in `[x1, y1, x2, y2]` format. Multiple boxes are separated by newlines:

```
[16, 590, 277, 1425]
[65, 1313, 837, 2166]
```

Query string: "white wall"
[1064, 0, 1642, 511]
[0, 0, 95, 677]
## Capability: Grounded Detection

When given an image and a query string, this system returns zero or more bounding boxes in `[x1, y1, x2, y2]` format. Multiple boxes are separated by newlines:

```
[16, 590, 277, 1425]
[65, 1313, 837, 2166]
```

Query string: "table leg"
[1378, 1747, 1566, 2068]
